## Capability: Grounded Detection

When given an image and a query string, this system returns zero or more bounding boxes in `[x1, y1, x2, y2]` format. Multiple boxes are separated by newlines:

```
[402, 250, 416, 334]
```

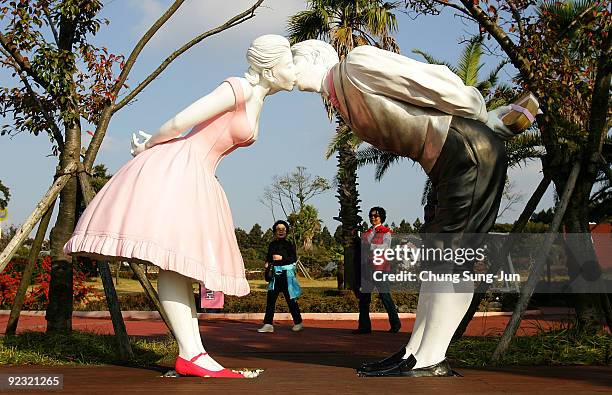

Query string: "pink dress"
[64, 78, 252, 296]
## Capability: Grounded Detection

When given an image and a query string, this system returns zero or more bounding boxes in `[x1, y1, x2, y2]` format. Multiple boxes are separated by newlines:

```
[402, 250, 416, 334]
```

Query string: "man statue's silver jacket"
[330, 46, 489, 173]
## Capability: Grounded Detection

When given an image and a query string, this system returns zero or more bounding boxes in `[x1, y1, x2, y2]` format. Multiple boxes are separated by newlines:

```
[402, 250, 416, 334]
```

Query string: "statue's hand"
[130, 130, 152, 157]
[485, 105, 514, 139]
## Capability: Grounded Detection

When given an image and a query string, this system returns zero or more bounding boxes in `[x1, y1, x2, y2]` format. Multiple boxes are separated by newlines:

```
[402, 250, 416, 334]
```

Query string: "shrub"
[224, 289, 419, 313]
[0, 257, 95, 310]
[298, 247, 337, 279]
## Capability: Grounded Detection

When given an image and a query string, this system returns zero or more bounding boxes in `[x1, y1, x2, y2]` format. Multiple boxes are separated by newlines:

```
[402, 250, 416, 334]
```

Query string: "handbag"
[264, 263, 274, 282]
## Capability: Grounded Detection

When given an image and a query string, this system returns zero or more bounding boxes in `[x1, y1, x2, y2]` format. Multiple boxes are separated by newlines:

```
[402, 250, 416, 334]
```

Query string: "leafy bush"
[0, 257, 95, 310]
[73, 288, 520, 314]
[299, 247, 338, 278]
[220, 289, 420, 313]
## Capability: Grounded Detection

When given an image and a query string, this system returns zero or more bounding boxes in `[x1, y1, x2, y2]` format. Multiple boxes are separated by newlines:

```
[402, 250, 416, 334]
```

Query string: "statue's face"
[293, 54, 325, 93]
[266, 51, 297, 92]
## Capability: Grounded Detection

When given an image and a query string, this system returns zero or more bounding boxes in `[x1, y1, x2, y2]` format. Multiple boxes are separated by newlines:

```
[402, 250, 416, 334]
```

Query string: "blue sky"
[0, 0, 553, 235]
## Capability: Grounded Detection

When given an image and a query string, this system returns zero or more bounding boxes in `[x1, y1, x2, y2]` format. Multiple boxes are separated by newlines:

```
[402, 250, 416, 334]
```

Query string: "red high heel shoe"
[175, 352, 245, 378]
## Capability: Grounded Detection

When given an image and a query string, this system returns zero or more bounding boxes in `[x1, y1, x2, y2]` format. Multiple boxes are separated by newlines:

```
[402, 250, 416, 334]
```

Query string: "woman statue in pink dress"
[64, 34, 297, 378]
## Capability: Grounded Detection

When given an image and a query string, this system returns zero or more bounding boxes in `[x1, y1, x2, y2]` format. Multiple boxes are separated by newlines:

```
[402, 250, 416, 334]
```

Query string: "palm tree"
[356, 36, 543, 203]
[288, 0, 400, 289]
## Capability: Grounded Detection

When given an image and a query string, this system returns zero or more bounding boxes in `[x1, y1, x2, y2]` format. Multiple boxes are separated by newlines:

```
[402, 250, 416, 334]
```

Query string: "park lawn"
[87, 276, 338, 295]
[0, 329, 609, 367]
[81, 275, 367, 312]
[86, 277, 158, 295]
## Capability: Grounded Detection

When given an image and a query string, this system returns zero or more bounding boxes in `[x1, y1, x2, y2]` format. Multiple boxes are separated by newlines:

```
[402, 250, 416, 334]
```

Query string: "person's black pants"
[263, 271, 302, 325]
[354, 288, 401, 330]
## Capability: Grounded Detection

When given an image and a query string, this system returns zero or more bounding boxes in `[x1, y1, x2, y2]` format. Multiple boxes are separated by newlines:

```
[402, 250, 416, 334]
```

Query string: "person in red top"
[352, 206, 401, 334]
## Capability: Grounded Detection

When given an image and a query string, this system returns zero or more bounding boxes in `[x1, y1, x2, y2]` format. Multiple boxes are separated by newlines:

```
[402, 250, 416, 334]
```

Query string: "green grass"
[1, 329, 609, 367]
[0, 332, 176, 367]
[87, 277, 158, 295]
[449, 329, 612, 366]
[88, 276, 338, 295]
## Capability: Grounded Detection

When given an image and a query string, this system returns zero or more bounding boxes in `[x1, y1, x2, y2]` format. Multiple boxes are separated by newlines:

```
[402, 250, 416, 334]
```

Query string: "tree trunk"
[491, 162, 580, 363]
[336, 137, 361, 290]
[453, 176, 552, 340]
[46, 124, 81, 333]
[601, 293, 612, 332]
[560, 171, 606, 334]
[46, 176, 77, 332]
[6, 204, 55, 335]
[336, 259, 344, 290]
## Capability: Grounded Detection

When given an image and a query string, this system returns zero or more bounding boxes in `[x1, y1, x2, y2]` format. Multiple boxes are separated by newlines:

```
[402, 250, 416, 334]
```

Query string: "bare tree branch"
[259, 193, 277, 222]
[109, 0, 187, 98]
[432, 0, 469, 16]
[507, 0, 525, 43]
[113, 0, 265, 113]
[497, 181, 523, 220]
[263, 167, 331, 218]
[277, 189, 289, 218]
[84, 0, 189, 169]
[84, 0, 265, 171]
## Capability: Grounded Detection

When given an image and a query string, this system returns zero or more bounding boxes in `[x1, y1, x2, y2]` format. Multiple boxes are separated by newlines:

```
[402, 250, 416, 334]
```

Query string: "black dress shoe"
[360, 357, 459, 377]
[359, 347, 406, 372]
[395, 359, 459, 377]
[351, 327, 372, 334]
[358, 354, 417, 376]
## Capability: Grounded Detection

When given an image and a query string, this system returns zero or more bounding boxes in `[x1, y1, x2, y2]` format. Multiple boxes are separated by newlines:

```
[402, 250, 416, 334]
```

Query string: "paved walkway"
[1, 311, 610, 394]
[1, 364, 610, 394]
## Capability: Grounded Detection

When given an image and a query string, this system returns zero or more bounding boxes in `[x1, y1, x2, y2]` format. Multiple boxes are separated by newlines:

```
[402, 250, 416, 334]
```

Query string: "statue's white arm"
[131, 81, 240, 156]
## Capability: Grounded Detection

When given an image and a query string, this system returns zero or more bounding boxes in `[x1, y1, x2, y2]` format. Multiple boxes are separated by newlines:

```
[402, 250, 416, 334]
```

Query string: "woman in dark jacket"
[257, 220, 303, 333]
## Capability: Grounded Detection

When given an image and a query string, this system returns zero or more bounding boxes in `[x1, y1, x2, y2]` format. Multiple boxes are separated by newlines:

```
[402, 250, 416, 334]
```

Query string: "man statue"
[291, 40, 538, 377]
